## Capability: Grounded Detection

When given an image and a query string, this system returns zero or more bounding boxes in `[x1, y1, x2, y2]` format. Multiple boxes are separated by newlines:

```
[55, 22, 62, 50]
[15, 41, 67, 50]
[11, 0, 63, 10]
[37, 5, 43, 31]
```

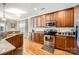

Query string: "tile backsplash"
[33, 27, 75, 32]
[56, 27, 75, 32]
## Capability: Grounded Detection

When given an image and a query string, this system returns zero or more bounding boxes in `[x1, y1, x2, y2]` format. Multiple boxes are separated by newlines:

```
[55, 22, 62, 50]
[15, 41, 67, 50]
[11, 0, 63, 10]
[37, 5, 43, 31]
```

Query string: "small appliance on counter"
[57, 31, 75, 36]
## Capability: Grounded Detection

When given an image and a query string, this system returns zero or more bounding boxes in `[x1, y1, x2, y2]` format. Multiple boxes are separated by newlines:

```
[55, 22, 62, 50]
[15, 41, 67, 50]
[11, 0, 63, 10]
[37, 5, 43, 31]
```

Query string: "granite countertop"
[0, 40, 16, 55]
[2, 33, 23, 40]
[31, 31, 75, 38]
[56, 34, 75, 38]
[0, 33, 23, 55]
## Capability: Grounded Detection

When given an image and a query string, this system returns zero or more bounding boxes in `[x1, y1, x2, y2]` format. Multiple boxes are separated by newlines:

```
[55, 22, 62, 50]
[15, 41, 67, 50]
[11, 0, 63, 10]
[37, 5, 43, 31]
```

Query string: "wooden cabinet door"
[39, 33, 44, 44]
[56, 36, 66, 50]
[53, 8, 74, 27]
[12, 35, 18, 48]
[46, 14, 51, 21]
[40, 15, 46, 27]
[6, 34, 23, 48]
[54, 12, 59, 27]
[33, 33, 44, 44]
[34, 33, 40, 43]
[18, 34, 23, 47]
[37, 16, 41, 27]
[65, 8, 74, 27]
[31, 18, 34, 28]
[50, 13, 54, 21]
[66, 37, 75, 52]
[57, 11, 65, 27]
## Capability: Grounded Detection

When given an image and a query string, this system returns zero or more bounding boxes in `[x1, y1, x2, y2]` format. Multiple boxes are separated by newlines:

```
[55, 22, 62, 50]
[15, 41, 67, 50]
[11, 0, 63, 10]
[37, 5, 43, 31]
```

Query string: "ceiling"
[0, 3, 78, 20]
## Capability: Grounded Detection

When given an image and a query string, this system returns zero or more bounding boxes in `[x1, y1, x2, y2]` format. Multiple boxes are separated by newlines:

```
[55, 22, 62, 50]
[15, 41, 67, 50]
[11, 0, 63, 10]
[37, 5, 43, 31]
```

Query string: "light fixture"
[5, 8, 27, 15]
[2, 3, 6, 21]
[41, 8, 45, 10]
[33, 8, 37, 11]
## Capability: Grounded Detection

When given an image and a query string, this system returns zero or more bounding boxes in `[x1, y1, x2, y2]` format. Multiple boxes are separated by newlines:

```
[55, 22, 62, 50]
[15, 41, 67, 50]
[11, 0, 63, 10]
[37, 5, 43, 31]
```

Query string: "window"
[19, 23, 25, 33]
[0, 23, 5, 32]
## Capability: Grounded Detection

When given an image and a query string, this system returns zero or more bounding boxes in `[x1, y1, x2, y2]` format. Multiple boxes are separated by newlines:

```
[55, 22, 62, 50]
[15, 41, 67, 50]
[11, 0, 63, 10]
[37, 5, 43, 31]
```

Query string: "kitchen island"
[0, 32, 23, 55]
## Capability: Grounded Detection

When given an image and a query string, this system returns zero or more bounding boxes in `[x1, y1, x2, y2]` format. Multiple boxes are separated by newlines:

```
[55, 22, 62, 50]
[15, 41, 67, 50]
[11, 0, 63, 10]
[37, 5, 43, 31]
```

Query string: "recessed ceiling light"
[5, 8, 27, 15]
[33, 8, 37, 11]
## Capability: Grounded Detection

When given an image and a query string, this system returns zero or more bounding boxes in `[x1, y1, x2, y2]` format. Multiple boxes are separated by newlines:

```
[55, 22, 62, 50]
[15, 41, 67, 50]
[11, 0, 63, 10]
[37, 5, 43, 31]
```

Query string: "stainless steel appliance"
[75, 25, 79, 54]
[42, 28, 57, 53]
[46, 21, 56, 27]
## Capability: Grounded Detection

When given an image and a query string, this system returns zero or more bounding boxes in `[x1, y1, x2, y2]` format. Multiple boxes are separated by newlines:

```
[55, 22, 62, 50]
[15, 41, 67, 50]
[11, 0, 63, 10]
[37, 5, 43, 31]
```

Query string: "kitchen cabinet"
[39, 33, 44, 44]
[50, 13, 55, 21]
[65, 8, 74, 27]
[37, 16, 42, 27]
[66, 37, 75, 52]
[31, 8, 74, 27]
[36, 15, 46, 27]
[40, 15, 46, 27]
[58, 11, 65, 27]
[55, 36, 66, 50]
[46, 14, 51, 21]
[54, 12, 64, 27]
[31, 33, 44, 44]
[6, 34, 23, 48]
[34, 33, 40, 43]
[31, 17, 36, 28]
[53, 12, 58, 27]
[54, 8, 74, 27]
[55, 35, 75, 53]
[51, 8, 74, 27]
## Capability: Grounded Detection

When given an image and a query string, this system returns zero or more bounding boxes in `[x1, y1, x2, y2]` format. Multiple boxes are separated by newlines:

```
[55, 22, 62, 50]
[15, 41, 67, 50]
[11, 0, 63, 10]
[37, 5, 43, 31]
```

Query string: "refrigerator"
[75, 5, 79, 54]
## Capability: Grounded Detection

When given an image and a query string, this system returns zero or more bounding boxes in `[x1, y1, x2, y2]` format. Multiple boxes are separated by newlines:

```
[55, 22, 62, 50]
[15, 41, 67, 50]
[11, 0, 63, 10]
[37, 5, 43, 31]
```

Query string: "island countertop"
[0, 32, 23, 55]
[0, 40, 16, 55]
[3, 33, 23, 40]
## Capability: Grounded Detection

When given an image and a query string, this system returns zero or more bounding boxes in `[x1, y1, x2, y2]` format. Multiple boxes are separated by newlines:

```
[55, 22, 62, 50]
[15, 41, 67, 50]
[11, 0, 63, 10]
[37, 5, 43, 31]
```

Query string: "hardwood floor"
[23, 39, 73, 55]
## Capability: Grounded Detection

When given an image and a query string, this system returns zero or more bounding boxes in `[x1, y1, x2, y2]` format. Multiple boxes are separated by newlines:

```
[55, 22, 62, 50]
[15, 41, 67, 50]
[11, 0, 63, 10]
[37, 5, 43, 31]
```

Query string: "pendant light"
[2, 3, 6, 21]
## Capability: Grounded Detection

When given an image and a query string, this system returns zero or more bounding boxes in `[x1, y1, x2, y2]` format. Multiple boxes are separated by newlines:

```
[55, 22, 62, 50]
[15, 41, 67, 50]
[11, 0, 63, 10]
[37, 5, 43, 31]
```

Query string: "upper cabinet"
[37, 16, 41, 27]
[56, 11, 65, 27]
[46, 14, 51, 21]
[64, 8, 74, 27]
[31, 7, 74, 28]
[31, 17, 38, 28]
[40, 15, 46, 27]
[32, 15, 46, 28]
[50, 13, 55, 21]
[54, 8, 74, 27]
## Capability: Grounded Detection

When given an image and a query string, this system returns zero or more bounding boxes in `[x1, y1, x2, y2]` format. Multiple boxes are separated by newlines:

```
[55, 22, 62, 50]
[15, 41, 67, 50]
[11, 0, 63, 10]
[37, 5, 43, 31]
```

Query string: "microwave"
[46, 21, 56, 27]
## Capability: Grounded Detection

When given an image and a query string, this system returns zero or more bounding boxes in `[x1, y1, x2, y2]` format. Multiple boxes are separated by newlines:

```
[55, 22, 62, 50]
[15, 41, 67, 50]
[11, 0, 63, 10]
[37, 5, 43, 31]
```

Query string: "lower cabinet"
[55, 36, 66, 50]
[66, 37, 75, 52]
[6, 34, 23, 48]
[55, 35, 75, 53]
[31, 33, 44, 44]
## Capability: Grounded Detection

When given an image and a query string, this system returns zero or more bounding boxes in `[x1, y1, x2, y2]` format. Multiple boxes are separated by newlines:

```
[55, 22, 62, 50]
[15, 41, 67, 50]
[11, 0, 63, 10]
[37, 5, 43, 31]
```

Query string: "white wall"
[0, 19, 19, 32]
